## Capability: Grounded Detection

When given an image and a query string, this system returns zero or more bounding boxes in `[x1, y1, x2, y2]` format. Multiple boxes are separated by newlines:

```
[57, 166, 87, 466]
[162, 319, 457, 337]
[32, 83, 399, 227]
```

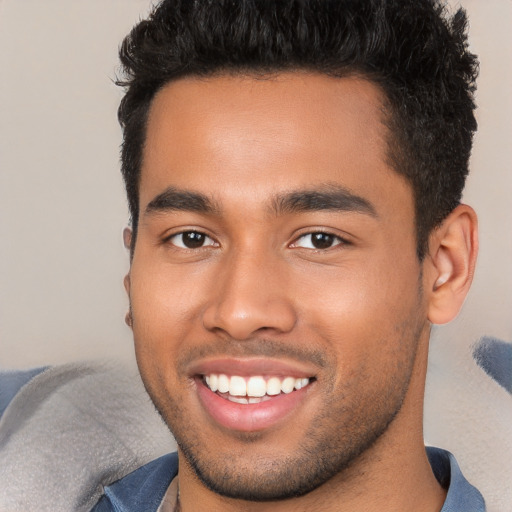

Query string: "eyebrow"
[144, 184, 377, 218]
[145, 187, 220, 216]
[271, 185, 377, 217]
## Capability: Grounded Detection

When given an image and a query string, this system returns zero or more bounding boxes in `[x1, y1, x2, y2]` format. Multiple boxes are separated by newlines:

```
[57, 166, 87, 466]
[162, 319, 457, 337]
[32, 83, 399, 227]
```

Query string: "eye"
[292, 232, 346, 250]
[167, 231, 217, 249]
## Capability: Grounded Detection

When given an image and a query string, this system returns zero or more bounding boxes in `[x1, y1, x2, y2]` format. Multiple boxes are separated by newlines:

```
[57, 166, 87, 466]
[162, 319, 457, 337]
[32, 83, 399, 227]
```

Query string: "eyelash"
[291, 232, 349, 251]
[164, 230, 349, 252]
[164, 231, 218, 250]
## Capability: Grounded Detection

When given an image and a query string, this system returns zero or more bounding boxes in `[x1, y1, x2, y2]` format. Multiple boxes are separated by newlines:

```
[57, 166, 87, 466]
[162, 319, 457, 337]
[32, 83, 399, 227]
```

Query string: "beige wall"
[1, 0, 511, 369]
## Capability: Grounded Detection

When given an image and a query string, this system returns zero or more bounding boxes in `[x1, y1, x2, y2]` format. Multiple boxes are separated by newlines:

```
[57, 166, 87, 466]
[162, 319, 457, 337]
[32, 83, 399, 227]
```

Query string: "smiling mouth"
[202, 374, 313, 404]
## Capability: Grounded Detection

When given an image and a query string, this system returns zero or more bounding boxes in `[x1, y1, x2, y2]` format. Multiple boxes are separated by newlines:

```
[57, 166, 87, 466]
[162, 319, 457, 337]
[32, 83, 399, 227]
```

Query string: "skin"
[124, 73, 478, 511]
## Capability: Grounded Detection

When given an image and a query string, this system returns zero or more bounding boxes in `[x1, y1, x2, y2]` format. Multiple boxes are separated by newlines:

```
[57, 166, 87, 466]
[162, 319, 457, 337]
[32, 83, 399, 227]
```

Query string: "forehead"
[140, 72, 410, 214]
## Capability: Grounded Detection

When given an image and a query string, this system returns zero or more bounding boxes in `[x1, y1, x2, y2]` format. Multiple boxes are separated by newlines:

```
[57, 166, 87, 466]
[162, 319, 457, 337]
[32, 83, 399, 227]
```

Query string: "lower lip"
[195, 378, 311, 432]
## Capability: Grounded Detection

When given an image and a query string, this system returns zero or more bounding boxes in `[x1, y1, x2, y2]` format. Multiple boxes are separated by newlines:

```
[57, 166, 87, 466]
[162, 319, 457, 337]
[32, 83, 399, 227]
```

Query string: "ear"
[123, 271, 133, 328]
[122, 228, 133, 295]
[122, 227, 133, 327]
[124, 272, 131, 296]
[122, 228, 132, 296]
[425, 204, 478, 325]
[123, 227, 132, 251]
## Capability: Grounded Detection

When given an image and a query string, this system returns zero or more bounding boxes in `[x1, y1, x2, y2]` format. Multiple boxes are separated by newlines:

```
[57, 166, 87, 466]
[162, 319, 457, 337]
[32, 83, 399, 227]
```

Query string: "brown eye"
[311, 233, 335, 249]
[293, 232, 344, 250]
[169, 231, 216, 249]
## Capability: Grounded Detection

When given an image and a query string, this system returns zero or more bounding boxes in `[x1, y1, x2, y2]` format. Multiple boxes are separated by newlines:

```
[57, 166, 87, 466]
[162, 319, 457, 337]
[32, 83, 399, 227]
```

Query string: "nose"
[202, 250, 297, 340]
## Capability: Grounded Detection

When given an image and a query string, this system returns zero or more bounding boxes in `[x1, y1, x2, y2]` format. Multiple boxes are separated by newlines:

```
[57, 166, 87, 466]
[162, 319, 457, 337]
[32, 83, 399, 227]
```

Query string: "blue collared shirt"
[92, 447, 485, 511]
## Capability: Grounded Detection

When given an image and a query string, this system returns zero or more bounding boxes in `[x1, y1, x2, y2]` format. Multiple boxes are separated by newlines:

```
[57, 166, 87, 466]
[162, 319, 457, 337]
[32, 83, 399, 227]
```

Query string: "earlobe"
[426, 204, 478, 325]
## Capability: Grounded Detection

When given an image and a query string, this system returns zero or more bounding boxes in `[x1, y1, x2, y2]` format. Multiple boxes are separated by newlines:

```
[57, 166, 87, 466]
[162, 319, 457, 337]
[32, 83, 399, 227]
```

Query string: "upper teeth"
[204, 374, 310, 397]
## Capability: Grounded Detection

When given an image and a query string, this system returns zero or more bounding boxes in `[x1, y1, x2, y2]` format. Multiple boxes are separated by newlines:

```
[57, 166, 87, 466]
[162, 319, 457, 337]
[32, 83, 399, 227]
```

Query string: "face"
[127, 73, 429, 501]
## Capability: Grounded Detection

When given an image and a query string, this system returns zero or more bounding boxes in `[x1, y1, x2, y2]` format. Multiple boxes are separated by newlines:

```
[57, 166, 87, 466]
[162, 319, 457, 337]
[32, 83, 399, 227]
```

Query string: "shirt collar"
[427, 447, 486, 511]
[101, 453, 178, 512]
[101, 448, 485, 511]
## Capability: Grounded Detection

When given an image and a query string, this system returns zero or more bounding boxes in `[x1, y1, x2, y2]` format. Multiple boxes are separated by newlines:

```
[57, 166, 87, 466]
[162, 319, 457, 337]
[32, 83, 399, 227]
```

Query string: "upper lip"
[188, 357, 317, 379]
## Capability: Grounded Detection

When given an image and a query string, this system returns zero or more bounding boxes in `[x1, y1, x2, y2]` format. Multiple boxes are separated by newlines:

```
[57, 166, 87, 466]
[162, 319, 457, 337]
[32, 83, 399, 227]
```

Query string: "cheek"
[295, 252, 423, 365]
[300, 255, 419, 323]
[131, 247, 213, 310]
[129, 257, 209, 358]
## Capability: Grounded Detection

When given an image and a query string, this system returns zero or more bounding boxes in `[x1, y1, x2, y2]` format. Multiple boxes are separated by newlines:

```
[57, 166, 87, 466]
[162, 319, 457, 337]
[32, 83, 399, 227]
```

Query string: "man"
[88, 0, 485, 510]
[1, 0, 484, 510]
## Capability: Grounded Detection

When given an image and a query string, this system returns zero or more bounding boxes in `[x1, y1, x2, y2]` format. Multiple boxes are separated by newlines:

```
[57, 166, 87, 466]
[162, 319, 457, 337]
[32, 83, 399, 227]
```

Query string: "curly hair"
[117, 0, 478, 259]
